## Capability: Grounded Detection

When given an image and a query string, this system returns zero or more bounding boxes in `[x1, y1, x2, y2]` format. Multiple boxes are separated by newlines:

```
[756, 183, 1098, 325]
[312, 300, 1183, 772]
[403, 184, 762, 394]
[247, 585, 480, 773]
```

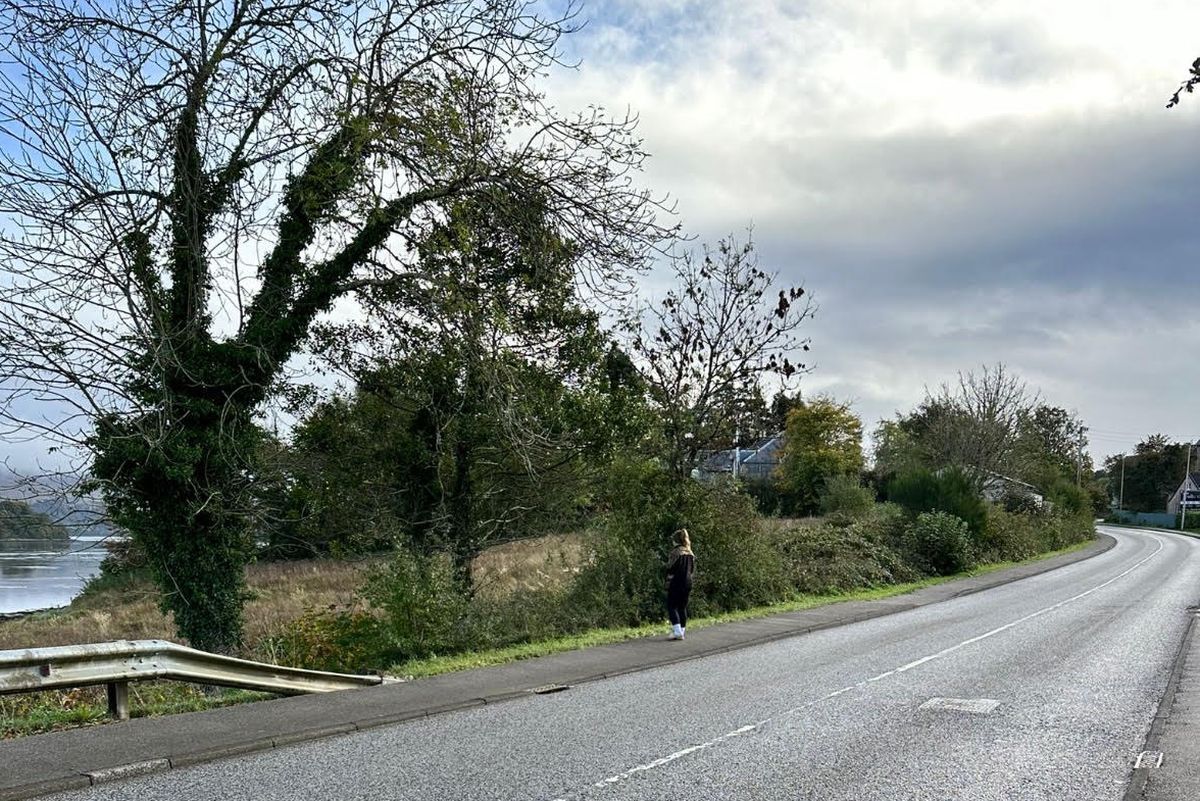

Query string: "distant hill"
[0, 499, 70, 541]
[0, 466, 117, 541]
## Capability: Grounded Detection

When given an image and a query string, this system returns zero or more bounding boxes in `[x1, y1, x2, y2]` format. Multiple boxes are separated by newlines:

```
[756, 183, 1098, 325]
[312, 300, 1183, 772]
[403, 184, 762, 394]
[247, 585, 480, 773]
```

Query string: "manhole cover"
[919, 697, 1001, 715]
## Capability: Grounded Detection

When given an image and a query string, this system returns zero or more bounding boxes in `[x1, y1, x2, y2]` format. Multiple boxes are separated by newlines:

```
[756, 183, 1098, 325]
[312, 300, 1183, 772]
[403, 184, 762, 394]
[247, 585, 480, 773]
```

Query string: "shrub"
[819, 475, 875, 519]
[569, 459, 790, 626]
[469, 586, 575, 648]
[982, 505, 1094, 563]
[1045, 481, 1092, 518]
[902, 511, 976, 575]
[979, 506, 1043, 562]
[887, 467, 987, 536]
[766, 519, 915, 594]
[359, 547, 471, 663]
[264, 607, 379, 673]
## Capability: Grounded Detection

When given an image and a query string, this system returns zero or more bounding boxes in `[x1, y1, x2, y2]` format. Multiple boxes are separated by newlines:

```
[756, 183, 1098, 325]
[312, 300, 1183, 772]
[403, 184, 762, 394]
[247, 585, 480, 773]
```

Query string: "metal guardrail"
[0, 639, 384, 720]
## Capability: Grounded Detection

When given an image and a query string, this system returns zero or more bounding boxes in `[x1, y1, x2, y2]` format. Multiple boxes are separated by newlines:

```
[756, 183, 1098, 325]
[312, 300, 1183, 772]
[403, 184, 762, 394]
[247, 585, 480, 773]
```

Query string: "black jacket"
[666, 546, 695, 591]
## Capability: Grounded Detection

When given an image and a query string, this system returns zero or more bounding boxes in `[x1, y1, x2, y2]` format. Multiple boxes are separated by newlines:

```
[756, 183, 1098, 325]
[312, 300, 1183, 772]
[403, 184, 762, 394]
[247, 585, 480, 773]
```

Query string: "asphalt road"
[48, 526, 1200, 801]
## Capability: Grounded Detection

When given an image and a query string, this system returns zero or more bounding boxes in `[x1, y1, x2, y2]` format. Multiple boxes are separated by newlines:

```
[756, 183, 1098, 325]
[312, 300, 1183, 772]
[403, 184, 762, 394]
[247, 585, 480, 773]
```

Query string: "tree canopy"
[0, 0, 671, 650]
[777, 397, 863, 515]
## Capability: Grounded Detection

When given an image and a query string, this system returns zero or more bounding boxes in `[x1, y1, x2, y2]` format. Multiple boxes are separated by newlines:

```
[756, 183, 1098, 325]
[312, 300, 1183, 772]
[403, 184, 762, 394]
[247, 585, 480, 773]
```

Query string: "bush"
[265, 607, 380, 673]
[569, 459, 790, 626]
[902, 511, 976, 575]
[982, 506, 1094, 563]
[887, 467, 987, 535]
[766, 518, 915, 594]
[979, 506, 1043, 562]
[819, 475, 875, 519]
[469, 586, 575, 649]
[359, 547, 471, 663]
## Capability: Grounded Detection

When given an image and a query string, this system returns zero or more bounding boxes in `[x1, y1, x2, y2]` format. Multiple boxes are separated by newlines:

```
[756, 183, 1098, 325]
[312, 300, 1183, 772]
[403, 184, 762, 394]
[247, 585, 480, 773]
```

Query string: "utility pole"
[1118, 453, 1126, 513]
[733, 422, 740, 480]
[1076, 435, 1083, 488]
[1182, 442, 1194, 531]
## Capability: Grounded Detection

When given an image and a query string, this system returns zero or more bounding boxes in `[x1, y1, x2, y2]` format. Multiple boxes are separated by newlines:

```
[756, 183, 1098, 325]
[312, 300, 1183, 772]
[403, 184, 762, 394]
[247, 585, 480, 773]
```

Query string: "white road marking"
[548, 532, 1165, 800]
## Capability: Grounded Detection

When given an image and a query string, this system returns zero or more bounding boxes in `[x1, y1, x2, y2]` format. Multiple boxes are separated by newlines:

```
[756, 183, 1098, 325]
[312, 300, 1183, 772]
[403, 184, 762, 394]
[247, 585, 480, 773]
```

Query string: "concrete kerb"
[0, 532, 1118, 801]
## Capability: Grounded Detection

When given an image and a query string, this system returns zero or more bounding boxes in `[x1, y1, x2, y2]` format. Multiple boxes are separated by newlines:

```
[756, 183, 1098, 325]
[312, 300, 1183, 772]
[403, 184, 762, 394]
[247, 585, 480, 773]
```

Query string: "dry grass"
[0, 536, 584, 653]
[471, 533, 586, 599]
[0, 557, 375, 653]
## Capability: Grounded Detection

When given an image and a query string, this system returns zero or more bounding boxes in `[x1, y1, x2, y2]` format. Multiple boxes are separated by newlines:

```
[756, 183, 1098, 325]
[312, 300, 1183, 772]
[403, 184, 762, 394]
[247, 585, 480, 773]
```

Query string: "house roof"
[698, 433, 784, 473]
[982, 471, 1043, 496]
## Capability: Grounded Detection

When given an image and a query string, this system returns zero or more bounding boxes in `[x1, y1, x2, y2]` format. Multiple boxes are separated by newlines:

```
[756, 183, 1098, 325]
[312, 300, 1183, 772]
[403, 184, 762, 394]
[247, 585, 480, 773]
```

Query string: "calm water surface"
[0, 536, 106, 615]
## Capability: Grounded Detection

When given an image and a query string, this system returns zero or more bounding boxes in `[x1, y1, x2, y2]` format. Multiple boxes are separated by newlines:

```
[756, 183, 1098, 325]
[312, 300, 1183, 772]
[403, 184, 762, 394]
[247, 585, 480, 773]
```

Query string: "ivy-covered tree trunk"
[92, 343, 263, 651]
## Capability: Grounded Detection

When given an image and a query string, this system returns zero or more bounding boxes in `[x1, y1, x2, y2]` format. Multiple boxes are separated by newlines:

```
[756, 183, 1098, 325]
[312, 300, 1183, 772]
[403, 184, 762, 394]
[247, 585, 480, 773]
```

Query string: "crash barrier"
[0, 639, 382, 719]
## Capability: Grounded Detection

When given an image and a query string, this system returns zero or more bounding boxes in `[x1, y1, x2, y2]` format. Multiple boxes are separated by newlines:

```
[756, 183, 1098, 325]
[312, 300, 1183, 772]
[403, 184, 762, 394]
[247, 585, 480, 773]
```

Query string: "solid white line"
[548, 532, 1165, 799]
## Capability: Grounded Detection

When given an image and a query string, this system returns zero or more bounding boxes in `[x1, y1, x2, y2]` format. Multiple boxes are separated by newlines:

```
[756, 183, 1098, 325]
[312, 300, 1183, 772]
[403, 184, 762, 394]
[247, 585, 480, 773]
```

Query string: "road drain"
[529, 684, 571, 695]
[1134, 751, 1164, 769]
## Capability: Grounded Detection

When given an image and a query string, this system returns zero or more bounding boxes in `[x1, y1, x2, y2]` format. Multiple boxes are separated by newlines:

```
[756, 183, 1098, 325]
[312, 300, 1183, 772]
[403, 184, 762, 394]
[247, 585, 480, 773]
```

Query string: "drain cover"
[919, 697, 1001, 715]
[529, 684, 571, 695]
[1134, 751, 1164, 769]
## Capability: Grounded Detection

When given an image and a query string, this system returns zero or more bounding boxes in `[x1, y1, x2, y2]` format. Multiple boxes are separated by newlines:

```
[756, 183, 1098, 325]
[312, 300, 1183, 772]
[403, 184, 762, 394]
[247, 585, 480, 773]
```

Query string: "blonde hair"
[674, 528, 691, 548]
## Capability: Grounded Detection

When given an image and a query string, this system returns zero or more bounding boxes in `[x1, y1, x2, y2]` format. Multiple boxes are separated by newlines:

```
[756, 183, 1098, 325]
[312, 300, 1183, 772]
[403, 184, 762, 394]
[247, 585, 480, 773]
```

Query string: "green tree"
[0, 500, 70, 541]
[1106, 436, 1194, 513]
[886, 467, 987, 536]
[870, 419, 924, 484]
[1013, 405, 1089, 490]
[281, 195, 651, 579]
[778, 397, 864, 515]
[0, 0, 670, 651]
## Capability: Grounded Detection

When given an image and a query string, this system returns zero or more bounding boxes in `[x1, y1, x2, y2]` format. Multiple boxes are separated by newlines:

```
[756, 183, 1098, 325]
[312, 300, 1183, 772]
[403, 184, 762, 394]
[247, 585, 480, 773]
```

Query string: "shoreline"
[0, 605, 68, 624]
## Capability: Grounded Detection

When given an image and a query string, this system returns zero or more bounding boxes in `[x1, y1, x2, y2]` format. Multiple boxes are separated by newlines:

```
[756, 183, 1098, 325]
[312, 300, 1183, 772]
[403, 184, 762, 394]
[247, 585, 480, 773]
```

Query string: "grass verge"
[1, 682, 273, 739]
[390, 538, 1094, 679]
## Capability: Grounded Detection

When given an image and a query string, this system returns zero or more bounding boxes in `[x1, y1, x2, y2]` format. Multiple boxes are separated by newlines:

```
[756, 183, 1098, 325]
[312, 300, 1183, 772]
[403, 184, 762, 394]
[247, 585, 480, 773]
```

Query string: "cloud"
[549, 0, 1200, 460]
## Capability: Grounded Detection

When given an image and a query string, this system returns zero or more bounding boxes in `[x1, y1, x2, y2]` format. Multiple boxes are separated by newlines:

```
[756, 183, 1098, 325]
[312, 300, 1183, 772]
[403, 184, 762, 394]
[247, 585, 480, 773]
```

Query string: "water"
[0, 536, 107, 615]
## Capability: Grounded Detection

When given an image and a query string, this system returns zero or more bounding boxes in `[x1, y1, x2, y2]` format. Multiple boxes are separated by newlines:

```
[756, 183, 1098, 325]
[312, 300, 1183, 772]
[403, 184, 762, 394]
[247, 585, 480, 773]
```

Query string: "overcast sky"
[3, 1, 1198, 474]
[545, 0, 1200, 463]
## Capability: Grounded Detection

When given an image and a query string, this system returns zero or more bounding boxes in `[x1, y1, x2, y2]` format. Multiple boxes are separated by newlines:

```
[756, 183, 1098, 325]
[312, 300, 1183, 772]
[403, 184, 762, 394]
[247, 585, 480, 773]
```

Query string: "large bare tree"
[0, 0, 671, 650]
[909, 364, 1039, 485]
[627, 235, 813, 479]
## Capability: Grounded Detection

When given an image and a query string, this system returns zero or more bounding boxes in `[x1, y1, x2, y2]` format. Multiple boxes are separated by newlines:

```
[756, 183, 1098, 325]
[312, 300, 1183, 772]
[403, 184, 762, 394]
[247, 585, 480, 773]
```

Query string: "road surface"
[48, 526, 1200, 800]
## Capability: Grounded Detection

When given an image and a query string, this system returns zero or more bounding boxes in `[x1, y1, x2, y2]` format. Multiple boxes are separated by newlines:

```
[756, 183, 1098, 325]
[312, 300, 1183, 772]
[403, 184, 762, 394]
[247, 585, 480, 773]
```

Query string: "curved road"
[50, 526, 1200, 800]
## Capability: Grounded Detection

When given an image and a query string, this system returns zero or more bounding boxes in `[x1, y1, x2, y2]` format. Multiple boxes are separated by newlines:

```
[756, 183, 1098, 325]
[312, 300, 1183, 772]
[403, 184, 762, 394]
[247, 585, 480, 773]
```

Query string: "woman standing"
[666, 528, 695, 640]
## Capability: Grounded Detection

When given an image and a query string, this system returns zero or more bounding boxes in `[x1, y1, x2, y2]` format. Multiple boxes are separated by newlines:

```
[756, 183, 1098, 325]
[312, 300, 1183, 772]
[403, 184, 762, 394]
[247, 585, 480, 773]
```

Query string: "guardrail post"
[106, 680, 130, 720]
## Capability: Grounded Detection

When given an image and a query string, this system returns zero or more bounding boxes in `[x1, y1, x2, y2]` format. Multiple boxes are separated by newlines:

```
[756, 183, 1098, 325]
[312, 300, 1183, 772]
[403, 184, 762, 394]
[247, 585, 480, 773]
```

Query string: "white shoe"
[680, 627, 686, 639]
[669, 624, 683, 640]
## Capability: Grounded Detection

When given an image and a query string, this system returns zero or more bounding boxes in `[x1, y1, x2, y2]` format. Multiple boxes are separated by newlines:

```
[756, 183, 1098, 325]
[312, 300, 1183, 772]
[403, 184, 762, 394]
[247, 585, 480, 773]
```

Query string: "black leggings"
[667, 585, 691, 628]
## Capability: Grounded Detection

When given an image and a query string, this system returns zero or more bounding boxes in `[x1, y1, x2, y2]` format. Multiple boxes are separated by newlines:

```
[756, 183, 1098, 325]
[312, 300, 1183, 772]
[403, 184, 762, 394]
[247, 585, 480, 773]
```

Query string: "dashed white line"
[548, 533, 1165, 800]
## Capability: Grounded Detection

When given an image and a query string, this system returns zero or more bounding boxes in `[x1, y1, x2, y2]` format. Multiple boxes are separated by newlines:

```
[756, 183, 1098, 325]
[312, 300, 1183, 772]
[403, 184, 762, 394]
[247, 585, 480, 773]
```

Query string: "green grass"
[390, 539, 1094, 679]
[0, 683, 273, 739]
